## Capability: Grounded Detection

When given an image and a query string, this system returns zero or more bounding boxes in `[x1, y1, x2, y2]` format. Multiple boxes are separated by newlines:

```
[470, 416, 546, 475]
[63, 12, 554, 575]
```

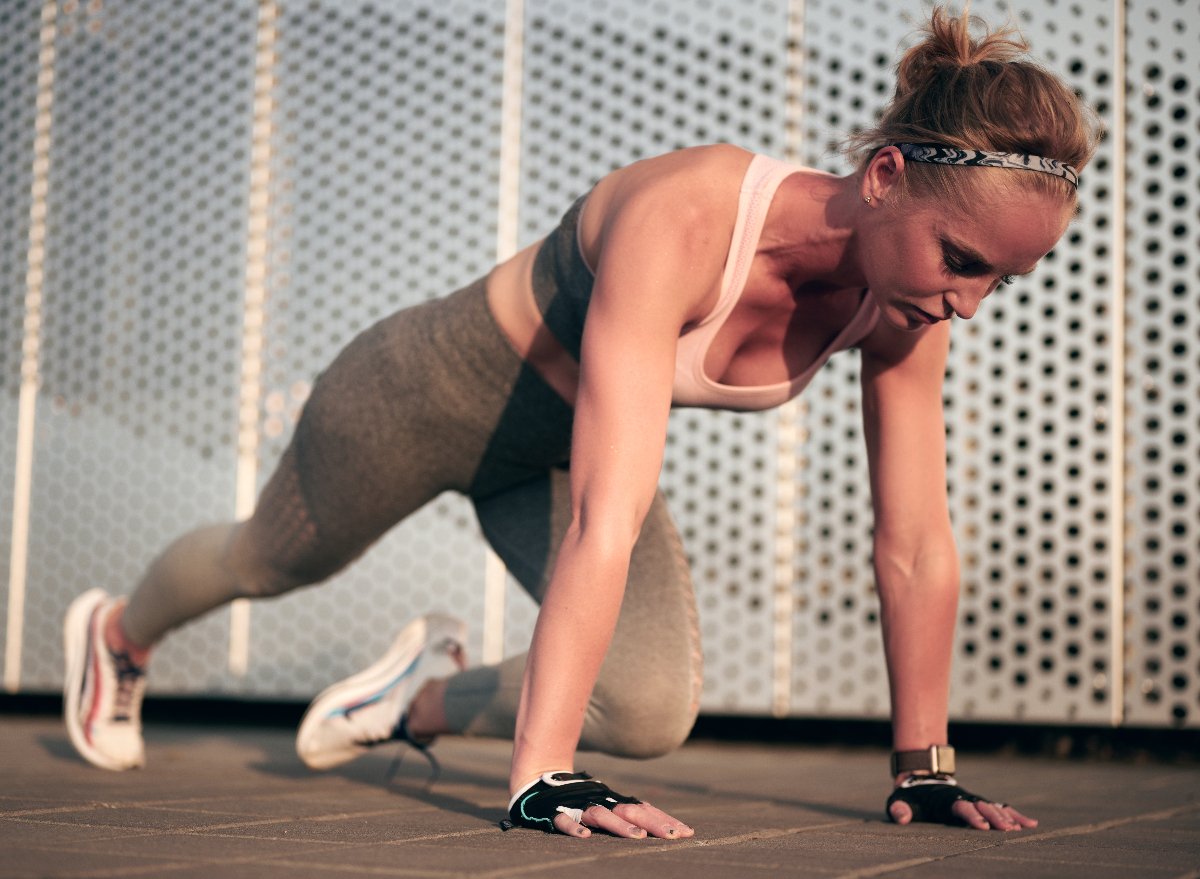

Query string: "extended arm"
[508, 150, 744, 839]
[862, 320, 958, 757]
[862, 320, 1035, 831]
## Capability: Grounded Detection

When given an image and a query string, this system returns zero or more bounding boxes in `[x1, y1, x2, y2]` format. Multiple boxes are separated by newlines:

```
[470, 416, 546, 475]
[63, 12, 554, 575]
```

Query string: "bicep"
[568, 187, 730, 546]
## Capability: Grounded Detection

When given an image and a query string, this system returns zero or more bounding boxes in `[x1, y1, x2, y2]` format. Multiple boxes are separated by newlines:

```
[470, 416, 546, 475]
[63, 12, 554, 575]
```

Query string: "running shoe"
[295, 614, 467, 771]
[63, 588, 148, 771]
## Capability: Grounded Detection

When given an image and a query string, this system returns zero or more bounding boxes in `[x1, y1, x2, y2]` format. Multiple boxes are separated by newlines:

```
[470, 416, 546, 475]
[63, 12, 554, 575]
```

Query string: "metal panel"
[18, 0, 258, 692]
[1122, 0, 1199, 728]
[0, 1, 42, 681]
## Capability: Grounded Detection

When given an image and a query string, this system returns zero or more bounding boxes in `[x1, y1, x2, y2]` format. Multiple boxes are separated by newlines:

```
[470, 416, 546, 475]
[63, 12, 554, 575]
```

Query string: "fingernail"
[667, 828, 676, 835]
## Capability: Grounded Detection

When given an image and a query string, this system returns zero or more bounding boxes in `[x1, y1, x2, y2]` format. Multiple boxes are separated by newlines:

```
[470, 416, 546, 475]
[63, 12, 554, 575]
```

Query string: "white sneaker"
[63, 588, 148, 771]
[296, 614, 467, 771]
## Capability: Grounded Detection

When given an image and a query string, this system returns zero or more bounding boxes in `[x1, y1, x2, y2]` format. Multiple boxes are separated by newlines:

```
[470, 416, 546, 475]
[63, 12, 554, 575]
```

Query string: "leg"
[66, 279, 533, 770]
[443, 467, 703, 759]
[120, 278, 516, 648]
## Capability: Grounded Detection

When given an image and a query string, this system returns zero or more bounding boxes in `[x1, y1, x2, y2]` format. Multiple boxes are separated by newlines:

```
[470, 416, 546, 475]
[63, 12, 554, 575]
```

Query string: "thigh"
[246, 278, 528, 584]
[475, 467, 702, 698]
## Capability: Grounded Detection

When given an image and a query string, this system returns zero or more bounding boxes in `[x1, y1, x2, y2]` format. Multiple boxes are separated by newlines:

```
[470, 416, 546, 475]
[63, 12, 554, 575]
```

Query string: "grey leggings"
[121, 277, 703, 759]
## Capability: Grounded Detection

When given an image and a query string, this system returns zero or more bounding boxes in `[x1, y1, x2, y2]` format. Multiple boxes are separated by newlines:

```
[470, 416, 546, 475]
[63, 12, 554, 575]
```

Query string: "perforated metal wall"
[2, 0, 1196, 728]
[1123, 0, 1198, 728]
[0, 1, 42, 664]
[14, 0, 257, 693]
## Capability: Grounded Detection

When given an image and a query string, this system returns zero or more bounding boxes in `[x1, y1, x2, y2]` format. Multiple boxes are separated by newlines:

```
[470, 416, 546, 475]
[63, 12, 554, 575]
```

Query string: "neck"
[768, 172, 870, 293]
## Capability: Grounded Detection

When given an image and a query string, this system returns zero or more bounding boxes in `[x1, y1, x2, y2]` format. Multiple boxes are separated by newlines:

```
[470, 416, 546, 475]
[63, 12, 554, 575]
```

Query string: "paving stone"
[1, 716, 1196, 879]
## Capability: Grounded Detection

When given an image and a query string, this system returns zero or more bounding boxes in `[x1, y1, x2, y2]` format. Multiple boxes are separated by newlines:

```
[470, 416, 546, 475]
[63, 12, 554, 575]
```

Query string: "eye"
[943, 252, 967, 273]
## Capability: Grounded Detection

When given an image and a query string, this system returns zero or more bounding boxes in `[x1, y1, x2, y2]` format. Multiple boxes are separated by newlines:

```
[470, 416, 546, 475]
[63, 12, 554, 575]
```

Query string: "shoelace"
[108, 650, 146, 723]
[384, 715, 441, 786]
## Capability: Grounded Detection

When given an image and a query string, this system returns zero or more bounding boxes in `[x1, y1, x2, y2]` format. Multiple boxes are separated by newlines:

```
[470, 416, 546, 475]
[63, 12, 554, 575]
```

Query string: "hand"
[887, 774, 1038, 831]
[505, 771, 693, 839]
[553, 800, 694, 839]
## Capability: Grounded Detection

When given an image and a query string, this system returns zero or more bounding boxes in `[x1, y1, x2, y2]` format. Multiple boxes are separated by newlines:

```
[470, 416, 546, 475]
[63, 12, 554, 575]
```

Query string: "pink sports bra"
[670, 154, 880, 410]
[575, 153, 880, 411]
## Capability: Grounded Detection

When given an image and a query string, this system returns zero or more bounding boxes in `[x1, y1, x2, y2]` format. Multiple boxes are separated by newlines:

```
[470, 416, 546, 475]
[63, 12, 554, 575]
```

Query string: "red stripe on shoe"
[84, 605, 104, 746]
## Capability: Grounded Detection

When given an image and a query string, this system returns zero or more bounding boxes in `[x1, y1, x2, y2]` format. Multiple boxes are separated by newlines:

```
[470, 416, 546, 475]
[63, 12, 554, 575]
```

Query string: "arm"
[861, 319, 1035, 831]
[861, 320, 958, 756]
[510, 152, 742, 838]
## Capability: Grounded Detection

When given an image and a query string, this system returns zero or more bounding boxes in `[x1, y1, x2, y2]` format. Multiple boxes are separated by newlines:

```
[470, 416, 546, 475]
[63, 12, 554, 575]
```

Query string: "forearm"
[510, 525, 632, 794]
[875, 539, 959, 752]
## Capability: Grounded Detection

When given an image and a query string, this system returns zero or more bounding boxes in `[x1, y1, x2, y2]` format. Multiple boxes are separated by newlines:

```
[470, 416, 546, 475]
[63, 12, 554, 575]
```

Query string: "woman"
[63, 7, 1099, 839]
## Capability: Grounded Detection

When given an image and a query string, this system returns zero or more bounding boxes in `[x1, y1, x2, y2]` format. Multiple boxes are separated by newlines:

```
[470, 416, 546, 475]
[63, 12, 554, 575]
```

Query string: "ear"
[862, 146, 906, 203]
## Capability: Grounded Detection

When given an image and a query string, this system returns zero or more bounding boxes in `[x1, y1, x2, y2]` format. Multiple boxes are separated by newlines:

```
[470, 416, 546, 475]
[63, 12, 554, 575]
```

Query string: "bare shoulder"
[575, 145, 757, 329]
[600, 143, 754, 198]
[580, 145, 755, 251]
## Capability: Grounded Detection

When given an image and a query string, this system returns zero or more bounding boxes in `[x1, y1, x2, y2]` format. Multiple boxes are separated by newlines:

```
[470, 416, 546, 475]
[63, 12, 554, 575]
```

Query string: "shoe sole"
[63, 588, 134, 771]
[296, 614, 466, 771]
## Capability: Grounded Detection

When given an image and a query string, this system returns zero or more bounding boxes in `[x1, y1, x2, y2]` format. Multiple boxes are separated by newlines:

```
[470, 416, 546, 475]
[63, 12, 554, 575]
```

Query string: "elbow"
[872, 532, 960, 598]
[570, 494, 651, 562]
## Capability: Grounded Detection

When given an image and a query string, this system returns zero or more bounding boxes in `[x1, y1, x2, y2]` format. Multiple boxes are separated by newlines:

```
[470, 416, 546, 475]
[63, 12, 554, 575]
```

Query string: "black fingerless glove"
[500, 771, 642, 833]
[886, 775, 991, 825]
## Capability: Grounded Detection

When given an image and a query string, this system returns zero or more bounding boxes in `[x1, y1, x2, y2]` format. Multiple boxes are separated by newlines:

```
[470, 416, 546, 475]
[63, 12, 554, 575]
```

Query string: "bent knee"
[222, 523, 333, 600]
[582, 682, 697, 759]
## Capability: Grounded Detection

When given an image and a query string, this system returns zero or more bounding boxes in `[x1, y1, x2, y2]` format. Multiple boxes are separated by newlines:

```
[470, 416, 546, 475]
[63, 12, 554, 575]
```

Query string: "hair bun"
[896, 7, 1028, 96]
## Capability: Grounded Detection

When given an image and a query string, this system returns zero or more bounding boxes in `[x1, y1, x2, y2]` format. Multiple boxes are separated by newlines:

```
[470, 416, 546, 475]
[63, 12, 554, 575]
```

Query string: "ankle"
[405, 678, 451, 740]
[103, 604, 152, 669]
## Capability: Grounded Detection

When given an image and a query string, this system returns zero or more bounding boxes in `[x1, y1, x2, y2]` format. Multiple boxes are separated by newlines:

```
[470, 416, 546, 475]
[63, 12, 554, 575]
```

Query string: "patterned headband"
[894, 143, 1080, 189]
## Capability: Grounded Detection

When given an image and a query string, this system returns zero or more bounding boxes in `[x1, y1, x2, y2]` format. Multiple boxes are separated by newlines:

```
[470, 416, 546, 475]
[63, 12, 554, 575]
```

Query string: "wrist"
[890, 744, 955, 778]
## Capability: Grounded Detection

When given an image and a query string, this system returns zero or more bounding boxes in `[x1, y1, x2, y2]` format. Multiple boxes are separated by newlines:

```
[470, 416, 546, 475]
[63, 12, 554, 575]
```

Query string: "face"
[861, 186, 1074, 332]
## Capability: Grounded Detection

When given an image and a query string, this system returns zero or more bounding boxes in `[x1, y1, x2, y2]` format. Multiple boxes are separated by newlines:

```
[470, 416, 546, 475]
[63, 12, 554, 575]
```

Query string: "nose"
[943, 281, 995, 321]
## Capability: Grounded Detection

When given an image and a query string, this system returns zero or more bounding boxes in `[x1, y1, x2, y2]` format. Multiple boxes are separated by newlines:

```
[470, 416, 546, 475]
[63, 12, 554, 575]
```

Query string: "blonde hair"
[846, 5, 1103, 208]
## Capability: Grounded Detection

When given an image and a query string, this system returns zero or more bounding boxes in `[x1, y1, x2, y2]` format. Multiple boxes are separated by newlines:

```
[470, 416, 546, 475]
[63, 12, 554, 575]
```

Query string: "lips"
[909, 305, 941, 325]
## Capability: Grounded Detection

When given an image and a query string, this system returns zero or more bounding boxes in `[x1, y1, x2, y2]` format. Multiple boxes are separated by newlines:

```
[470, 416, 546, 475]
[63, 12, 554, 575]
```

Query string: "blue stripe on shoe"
[329, 653, 422, 718]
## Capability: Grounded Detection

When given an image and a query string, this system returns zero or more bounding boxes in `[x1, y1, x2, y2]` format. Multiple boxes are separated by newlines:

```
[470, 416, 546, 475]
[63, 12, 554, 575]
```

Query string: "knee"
[221, 522, 328, 600]
[583, 677, 697, 760]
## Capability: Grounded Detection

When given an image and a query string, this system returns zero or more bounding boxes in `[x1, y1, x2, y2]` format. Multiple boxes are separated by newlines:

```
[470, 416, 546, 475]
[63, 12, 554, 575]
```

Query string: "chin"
[879, 303, 923, 333]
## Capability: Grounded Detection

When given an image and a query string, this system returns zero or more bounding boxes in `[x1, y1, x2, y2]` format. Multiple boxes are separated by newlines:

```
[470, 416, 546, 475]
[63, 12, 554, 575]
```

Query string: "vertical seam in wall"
[771, 0, 806, 718]
[5, 2, 57, 695]
[482, 0, 525, 666]
[229, 0, 279, 678]
[1110, 0, 1126, 727]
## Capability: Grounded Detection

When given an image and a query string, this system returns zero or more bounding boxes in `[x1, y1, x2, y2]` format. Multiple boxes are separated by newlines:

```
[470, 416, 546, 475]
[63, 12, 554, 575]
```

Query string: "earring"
[864, 196, 872, 204]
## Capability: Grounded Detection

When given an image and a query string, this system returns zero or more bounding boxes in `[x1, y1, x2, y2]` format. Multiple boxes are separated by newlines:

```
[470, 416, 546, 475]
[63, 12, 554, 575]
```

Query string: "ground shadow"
[248, 738, 511, 825]
[599, 771, 883, 824]
[37, 725, 879, 827]
[37, 733, 89, 765]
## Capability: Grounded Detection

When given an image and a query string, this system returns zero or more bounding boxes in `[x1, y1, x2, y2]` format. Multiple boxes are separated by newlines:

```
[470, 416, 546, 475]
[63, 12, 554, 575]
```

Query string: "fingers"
[551, 803, 694, 840]
[582, 805, 647, 838]
[550, 806, 646, 839]
[612, 802, 695, 839]
[951, 799, 993, 830]
[552, 812, 592, 838]
[888, 799, 913, 825]
[994, 803, 1038, 829]
[953, 799, 1037, 831]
